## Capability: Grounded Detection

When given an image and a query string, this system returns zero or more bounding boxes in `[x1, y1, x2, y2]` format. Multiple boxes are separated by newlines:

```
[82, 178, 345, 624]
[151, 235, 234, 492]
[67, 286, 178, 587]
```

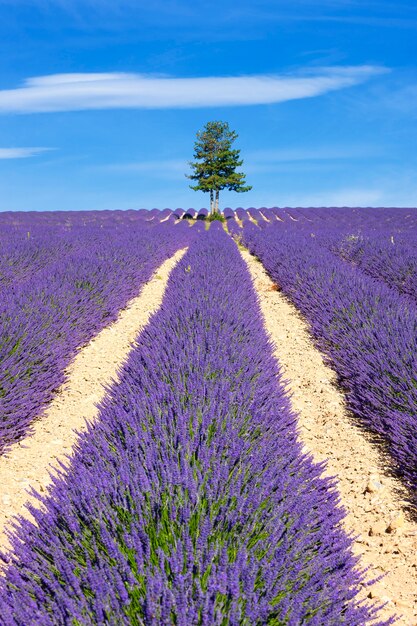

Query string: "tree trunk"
[210, 189, 214, 214]
[215, 190, 220, 213]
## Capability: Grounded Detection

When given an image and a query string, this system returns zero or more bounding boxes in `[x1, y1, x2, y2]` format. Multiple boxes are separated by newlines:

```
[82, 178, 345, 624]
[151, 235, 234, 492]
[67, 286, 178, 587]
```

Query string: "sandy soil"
[240, 248, 417, 626]
[258, 210, 271, 222]
[246, 212, 258, 225]
[0, 248, 187, 554]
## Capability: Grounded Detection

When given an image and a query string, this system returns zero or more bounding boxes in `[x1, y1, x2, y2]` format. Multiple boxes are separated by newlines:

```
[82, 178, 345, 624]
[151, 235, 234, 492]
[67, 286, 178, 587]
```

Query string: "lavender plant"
[0, 225, 383, 625]
[242, 217, 417, 505]
[329, 232, 417, 303]
[0, 213, 193, 453]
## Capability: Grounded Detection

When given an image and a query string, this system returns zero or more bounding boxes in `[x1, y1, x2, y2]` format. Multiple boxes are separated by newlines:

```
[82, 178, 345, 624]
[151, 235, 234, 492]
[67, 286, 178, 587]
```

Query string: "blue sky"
[0, 0, 416, 210]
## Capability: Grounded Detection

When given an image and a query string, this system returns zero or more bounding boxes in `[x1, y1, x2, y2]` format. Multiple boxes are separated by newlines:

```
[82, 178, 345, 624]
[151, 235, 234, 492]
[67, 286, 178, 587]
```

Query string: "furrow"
[0, 248, 187, 553]
[240, 247, 417, 625]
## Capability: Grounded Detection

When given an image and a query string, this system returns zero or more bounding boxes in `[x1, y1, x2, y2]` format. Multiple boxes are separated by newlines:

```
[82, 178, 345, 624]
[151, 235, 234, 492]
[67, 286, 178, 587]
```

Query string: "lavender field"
[0, 211, 193, 453]
[1, 208, 416, 624]
[242, 208, 417, 503]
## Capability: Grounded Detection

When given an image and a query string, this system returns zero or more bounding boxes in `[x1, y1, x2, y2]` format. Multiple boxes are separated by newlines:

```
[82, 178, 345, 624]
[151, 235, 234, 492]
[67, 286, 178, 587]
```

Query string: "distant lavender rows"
[0, 225, 382, 625]
[0, 212, 194, 454]
[328, 232, 417, 304]
[241, 213, 417, 506]
[252, 206, 417, 305]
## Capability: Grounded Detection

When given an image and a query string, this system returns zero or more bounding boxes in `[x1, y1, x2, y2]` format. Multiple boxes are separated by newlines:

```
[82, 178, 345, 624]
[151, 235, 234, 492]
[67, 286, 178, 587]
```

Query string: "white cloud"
[0, 66, 386, 114]
[247, 145, 381, 162]
[103, 158, 187, 174]
[97, 144, 382, 178]
[0, 147, 52, 159]
[244, 145, 382, 173]
[279, 187, 384, 206]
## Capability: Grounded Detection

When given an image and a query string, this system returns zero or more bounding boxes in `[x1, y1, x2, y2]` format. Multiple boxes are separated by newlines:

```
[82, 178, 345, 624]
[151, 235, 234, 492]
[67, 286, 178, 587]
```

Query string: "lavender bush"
[242, 217, 417, 504]
[0, 225, 382, 625]
[327, 232, 417, 303]
[0, 212, 193, 453]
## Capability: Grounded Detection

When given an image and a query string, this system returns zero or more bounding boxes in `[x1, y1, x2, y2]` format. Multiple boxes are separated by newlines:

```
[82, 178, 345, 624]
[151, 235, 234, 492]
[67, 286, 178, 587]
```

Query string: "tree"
[186, 121, 252, 215]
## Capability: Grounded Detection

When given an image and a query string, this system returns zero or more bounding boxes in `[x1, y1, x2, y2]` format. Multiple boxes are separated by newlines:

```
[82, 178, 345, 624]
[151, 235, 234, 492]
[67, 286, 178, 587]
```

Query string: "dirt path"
[240, 248, 417, 626]
[0, 249, 187, 554]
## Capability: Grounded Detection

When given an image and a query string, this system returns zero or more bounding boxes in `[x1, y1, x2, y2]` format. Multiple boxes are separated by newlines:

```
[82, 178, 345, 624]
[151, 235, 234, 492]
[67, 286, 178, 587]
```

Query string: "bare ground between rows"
[240, 248, 417, 626]
[0, 248, 187, 555]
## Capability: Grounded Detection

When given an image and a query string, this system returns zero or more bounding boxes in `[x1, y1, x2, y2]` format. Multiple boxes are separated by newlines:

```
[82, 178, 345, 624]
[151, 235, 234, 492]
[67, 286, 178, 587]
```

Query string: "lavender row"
[0, 217, 193, 453]
[268, 206, 417, 303]
[265, 207, 417, 230]
[276, 207, 417, 309]
[242, 220, 417, 504]
[325, 232, 417, 304]
[0, 225, 381, 625]
[0, 213, 149, 288]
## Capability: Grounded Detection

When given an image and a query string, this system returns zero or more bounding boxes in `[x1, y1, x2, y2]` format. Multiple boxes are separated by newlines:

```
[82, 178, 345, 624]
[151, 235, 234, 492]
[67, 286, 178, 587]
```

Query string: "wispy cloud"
[299, 187, 384, 206]
[98, 144, 382, 176]
[244, 146, 382, 173]
[0, 66, 386, 114]
[244, 164, 417, 207]
[378, 83, 417, 116]
[103, 159, 187, 173]
[99, 158, 188, 179]
[0, 147, 52, 159]
[305, 14, 417, 28]
[227, 2, 417, 30]
[247, 145, 381, 162]
[248, 187, 384, 207]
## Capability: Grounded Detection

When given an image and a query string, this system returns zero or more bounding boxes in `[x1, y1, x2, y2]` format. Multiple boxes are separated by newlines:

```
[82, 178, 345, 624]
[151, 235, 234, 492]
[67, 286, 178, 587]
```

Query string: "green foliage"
[186, 121, 252, 204]
[207, 212, 226, 223]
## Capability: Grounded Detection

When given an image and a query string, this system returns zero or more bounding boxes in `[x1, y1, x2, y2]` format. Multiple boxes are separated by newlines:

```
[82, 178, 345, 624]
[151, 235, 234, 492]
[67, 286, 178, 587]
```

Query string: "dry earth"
[240, 248, 417, 625]
[0, 248, 187, 554]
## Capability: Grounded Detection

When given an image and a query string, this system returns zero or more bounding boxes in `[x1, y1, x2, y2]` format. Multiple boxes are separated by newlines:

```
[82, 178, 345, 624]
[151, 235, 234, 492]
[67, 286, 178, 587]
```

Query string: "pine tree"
[186, 121, 252, 214]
